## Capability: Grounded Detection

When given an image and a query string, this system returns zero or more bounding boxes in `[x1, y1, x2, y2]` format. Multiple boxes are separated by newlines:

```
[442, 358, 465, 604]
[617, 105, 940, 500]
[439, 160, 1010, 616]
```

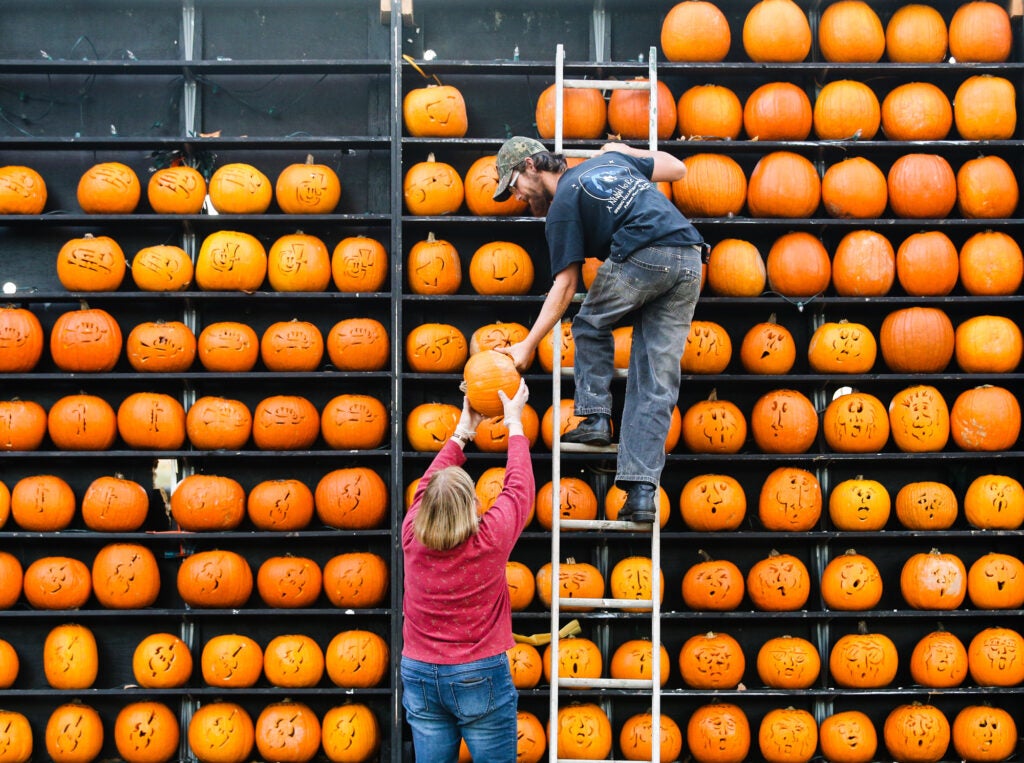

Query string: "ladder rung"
[556, 676, 656, 689]
[557, 596, 656, 610]
[559, 442, 617, 454]
[562, 78, 654, 91]
[560, 518, 651, 530]
[554, 367, 628, 378]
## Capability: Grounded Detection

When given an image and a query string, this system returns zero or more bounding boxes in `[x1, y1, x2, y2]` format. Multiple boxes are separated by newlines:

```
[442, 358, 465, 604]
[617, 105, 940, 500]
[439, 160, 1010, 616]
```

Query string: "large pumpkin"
[813, 80, 880, 140]
[50, 306, 123, 372]
[900, 549, 967, 610]
[405, 323, 468, 372]
[77, 161, 140, 213]
[260, 319, 324, 371]
[321, 703, 380, 763]
[883, 704, 950, 763]
[322, 552, 389, 608]
[406, 232, 462, 294]
[267, 232, 332, 291]
[888, 384, 950, 453]
[92, 542, 162, 609]
[819, 711, 877, 763]
[262, 633, 325, 687]
[807, 320, 876, 374]
[742, 0, 811, 62]
[746, 151, 820, 218]
[247, 478, 314, 532]
[968, 626, 1024, 686]
[680, 473, 746, 532]
[682, 555, 745, 611]
[750, 388, 819, 454]
[197, 321, 259, 371]
[952, 705, 1017, 763]
[171, 474, 246, 531]
[254, 701, 322, 763]
[964, 474, 1024, 530]
[463, 349, 520, 417]
[677, 84, 743, 140]
[188, 702, 255, 763]
[403, 83, 468, 137]
[831, 229, 894, 296]
[114, 701, 180, 763]
[207, 162, 272, 214]
[535, 558, 605, 612]
[468, 241, 534, 295]
[747, 551, 810, 611]
[0, 399, 47, 451]
[126, 320, 197, 372]
[195, 230, 268, 291]
[881, 82, 952, 141]
[758, 465, 822, 531]
[321, 393, 388, 450]
[201, 634, 263, 687]
[759, 707, 818, 763]
[535, 85, 607, 139]
[251, 394, 320, 450]
[327, 317, 389, 371]
[887, 153, 957, 219]
[957, 154, 1019, 219]
[325, 630, 389, 690]
[406, 402, 460, 451]
[679, 630, 745, 689]
[954, 75, 1016, 140]
[821, 156, 887, 219]
[117, 392, 186, 450]
[959, 230, 1023, 296]
[48, 394, 118, 450]
[0, 306, 43, 372]
[661, 1, 731, 62]
[609, 78, 677, 140]
[403, 153, 464, 215]
[818, 0, 884, 62]
[314, 468, 388, 529]
[948, 0, 1012, 62]
[186, 396, 252, 450]
[879, 307, 954, 373]
[823, 390, 890, 453]
[739, 317, 796, 375]
[331, 236, 388, 292]
[950, 385, 1021, 451]
[23, 556, 92, 610]
[821, 550, 883, 611]
[756, 634, 820, 689]
[12, 474, 77, 532]
[671, 153, 748, 218]
[896, 230, 959, 296]
[56, 234, 127, 291]
[910, 629, 968, 688]
[828, 477, 890, 531]
[681, 320, 733, 374]
[956, 315, 1023, 373]
[275, 155, 341, 214]
[704, 238, 765, 297]
[133, 632, 193, 689]
[681, 390, 748, 454]
[687, 703, 751, 763]
[554, 703, 612, 760]
[743, 81, 812, 141]
[895, 480, 958, 529]
[177, 550, 253, 608]
[765, 231, 831, 298]
[830, 628, 898, 688]
[885, 4, 947, 63]
[45, 702, 104, 763]
[967, 552, 1024, 610]
[462, 155, 528, 216]
[43, 623, 98, 689]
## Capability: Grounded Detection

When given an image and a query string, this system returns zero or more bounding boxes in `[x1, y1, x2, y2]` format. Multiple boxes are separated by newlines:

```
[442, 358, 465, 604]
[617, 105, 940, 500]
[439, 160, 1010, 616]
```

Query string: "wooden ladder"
[547, 42, 664, 763]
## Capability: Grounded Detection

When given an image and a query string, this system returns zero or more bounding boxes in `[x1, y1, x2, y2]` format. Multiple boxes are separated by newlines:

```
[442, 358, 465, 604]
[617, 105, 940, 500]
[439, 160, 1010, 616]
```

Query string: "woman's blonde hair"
[413, 466, 479, 551]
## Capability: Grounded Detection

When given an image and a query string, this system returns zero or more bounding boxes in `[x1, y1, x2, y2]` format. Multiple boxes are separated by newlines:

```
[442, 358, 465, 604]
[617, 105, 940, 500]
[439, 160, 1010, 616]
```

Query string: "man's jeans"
[401, 653, 518, 762]
[571, 243, 703, 487]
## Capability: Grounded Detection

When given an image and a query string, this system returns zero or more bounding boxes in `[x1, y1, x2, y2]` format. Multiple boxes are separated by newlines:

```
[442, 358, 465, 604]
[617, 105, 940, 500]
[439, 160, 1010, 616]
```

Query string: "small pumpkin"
[747, 550, 811, 611]
[403, 83, 468, 137]
[45, 702, 104, 763]
[819, 0, 884, 62]
[895, 480, 958, 530]
[887, 153, 958, 219]
[739, 315, 796, 374]
[759, 707, 818, 763]
[133, 633, 193, 689]
[968, 626, 1024, 686]
[91, 542, 162, 609]
[828, 477, 890, 531]
[807, 320, 877, 374]
[535, 558, 605, 612]
[200, 634, 263, 687]
[950, 385, 1021, 452]
[687, 703, 751, 763]
[679, 630, 745, 689]
[554, 703, 612, 760]
[321, 393, 388, 449]
[463, 155, 528, 216]
[956, 314, 1023, 373]
[0, 399, 47, 451]
[677, 84, 743, 140]
[23, 556, 92, 610]
[682, 554, 745, 611]
[314, 468, 388, 530]
[260, 319, 324, 371]
[750, 388, 819, 454]
[821, 549, 883, 611]
[756, 634, 820, 689]
[880, 307, 954, 373]
[247, 479, 314, 531]
[910, 629, 968, 688]
[195, 230, 268, 291]
[758, 466, 822, 531]
[0, 553, 22, 610]
[747, 151, 821, 219]
[171, 474, 246, 531]
[331, 236, 388, 292]
[188, 702, 255, 763]
[321, 703, 380, 763]
[0, 306, 44, 372]
[48, 394, 118, 450]
[251, 394, 320, 450]
[766, 231, 831, 298]
[254, 701, 322, 763]
[263, 633, 325, 687]
[661, 1, 731, 62]
[126, 320, 197, 372]
[619, 713, 683, 763]
[823, 389, 890, 453]
[967, 552, 1024, 610]
[267, 232, 332, 291]
[325, 629, 389, 688]
[609, 77, 677, 140]
[275, 155, 341, 214]
[883, 703, 950, 763]
[671, 153, 748, 218]
[680, 320, 733, 374]
[506, 561, 536, 611]
[11, 474, 76, 531]
[830, 627, 898, 688]
[609, 639, 670, 686]
[881, 82, 952, 141]
[468, 241, 534, 295]
[885, 4, 947, 63]
[186, 396, 252, 450]
[535, 85, 607, 139]
[197, 321, 260, 371]
[463, 349, 520, 417]
[0, 165, 47, 214]
[117, 391, 187, 450]
[952, 705, 1017, 763]
[888, 384, 950, 453]
[742, 0, 811, 62]
[831, 229, 895, 296]
[680, 473, 746, 532]
[963, 474, 1024, 530]
[322, 552, 389, 608]
[813, 80, 881, 140]
[819, 710, 877, 763]
[0, 709, 32, 763]
[957, 154, 1019, 220]
[609, 555, 664, 612]
[900, 548, 967, 610]
[949, 0, 1012, 62]
[954, 75, 1017, 140]
[177, 549, 253, 608]
[44, 623, 98, 689]
[407, 232, 462, 294]
[821, 156, 888, 219]
[57, 234, 127, 291]
[77, 161, 140, 214]
[743, 81, 813, 141]
[326, 317, 389, 371]
[50, 306, 123, 372]
[208, 162, 272, 214]
[681, 389, 748, 454]
[542, 635, 603, 684]
[147, 164, 206, 214]
[256, 556, 323, 609]
[114, 701, 180, 763]
[403, 153, 464, 215]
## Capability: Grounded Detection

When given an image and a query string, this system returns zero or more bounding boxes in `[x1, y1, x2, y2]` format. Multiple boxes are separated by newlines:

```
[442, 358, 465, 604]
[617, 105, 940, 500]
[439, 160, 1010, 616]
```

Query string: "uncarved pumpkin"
[672, 153, 747, 218]
[535, 85, 607, 139]
[661, 1, 731, 62]
[818, 1, 884, 62]
[677, 84, 743, 140]
[742, 0, 811, 62]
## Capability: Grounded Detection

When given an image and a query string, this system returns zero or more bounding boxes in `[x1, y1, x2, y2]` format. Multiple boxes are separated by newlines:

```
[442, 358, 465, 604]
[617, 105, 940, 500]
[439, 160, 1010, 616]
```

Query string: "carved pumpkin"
[505, 561, 535, 611]
[830, 627, 898, 688]
[48, 394, 117, 451]
[542, 635, 603, 684]
[117, 392, 186, 450]
[147, 165, 206, 214]
[821, 549, 883, 611]
[320, 393, 389, 449]
[813, 80, 881, 140]
[188, 702, 255, 763]
[821, 156, 888, 218]
[0, 164, 47, 214]
[45, 702, 104, 763]
[681, 320, 733, 374]
[954, 75, 1017, 140]
[671, 153, 748, 218]
[325, 629, 389, 688]
[883, 703, 950, 763]
[967, 552, 1024, 610]
[677, 84, 743, 140]
[177, 550, 253, 608]
[900, 549, 967, 610]
[186, 396, 252, 450]
[743, 81, 812, 141]
[208, 162, 272, 214]
[126, 320, 196, 372]
[0, 553, 21, 610]
[885, 4, 947, 62]
[538, 323, 575, 373]
[819, 711, 877, 763]
[964, 474, 1024, 530]
[114, 702, 180, 763]
[808, 320, 877, 374]
[895, 480, 958, 530]
[50, 306, 123, 372]
[831, 229, 895, 296]
[619, 712, 682, 763]
[680, 473, 746, 532]
[957, 154, 1019, 219]
[43, 623, 98, 689]
[679, 630, 745, 689]
[610, 555, 664, 612]
[321, 703, 380, 763]
[756, 634, 820, 689]
[535, 477, 597, 530]
[463, 155, 528, 216]
[406, 402, 460, 451]
[469, 241, 534, 295]
[263, 634, 325, 687]
[681, 390, 748, 454]
[0, 709, 31, 763]
[818, 0, 884, 62]
[742, 0, 811, 62]
[267, 232, 331, 291]
[949, 0, 1012, 62]
[474, 403, 540, 452]
[956, 315, 1023, 373]
[758, 466, 822, 531]
[536, 85, 607, 139]
[314, 468, 388, 530]
[133, 632, 193, 689]
[201, 634, 263, 687]
[0, 399, 47, 451]
[260, 320, 323, 371]
[251, 394, 320, 450]
[759, 707, 818, 763]
[130, 244, 193, 291]
[247, 479, 314, 532]
[661, 0, 731, 62]
[275, 155, 341, 214]
[327, 317, 389, 371]
[554, 703, 612, 760]
[407, 232, 462, 294]
[77, 161, 140, 213]
[470, 320, 530, 358]
[687, 702, 751, 763]
[887, 153, 957, 219]
[195, 230, 268, 291]
[405, 322, 468, 372]
[682, 556, 745, 611]
[463, 350, 520, 417]
[952, 705, 1017, 763]
[766, 231, 831, 298]
[535, 558, 605, 612]
[322, 552, 389, 608]
[331, 236, 388, 292]
[888, 385, 950, 453]
[256, 556, 323, 609]
[968, 626, 1024, 686]
[950, 385, 1021, 451]
[739, 316, 796, 374]
[57, 234, 127, 291]
[11, 474, 76, 531]
[403, 83, 467, 137]
[828, 477, 890, 531]
[610, 639, 670, 686]
[910, 629, 968, 688]
[747, 550, 811, 611]
[23, 556, 92, 609]
[747, 151, 821, 219]
[823, 390, 890, 453]
[92, 542, 161, 608]
[880, 307, 954, 373]
[197, 321, 259, 371]
[881, 82, 952, 140]
[750, 388, 819, 454]
[254, 701, 322, 763]
[0, 306, 43, 372]
[403, 153, 464, 215]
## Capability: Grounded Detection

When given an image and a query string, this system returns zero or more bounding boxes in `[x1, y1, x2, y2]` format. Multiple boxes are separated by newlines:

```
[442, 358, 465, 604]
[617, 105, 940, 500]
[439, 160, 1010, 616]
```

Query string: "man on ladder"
[493, 136, 705, 523]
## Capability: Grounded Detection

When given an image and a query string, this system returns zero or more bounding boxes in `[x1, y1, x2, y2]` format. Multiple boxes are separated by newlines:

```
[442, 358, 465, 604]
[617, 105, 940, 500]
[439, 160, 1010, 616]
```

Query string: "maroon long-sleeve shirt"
[402, 434, 534, 664]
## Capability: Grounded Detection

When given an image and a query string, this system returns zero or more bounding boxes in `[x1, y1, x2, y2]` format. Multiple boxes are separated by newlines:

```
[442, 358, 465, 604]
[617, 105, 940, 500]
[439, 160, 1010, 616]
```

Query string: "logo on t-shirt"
[577, 161, 650, 214]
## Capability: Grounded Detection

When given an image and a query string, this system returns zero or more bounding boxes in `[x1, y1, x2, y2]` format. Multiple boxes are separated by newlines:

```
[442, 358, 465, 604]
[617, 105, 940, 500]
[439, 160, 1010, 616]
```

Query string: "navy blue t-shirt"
[545, 151, 703, 275]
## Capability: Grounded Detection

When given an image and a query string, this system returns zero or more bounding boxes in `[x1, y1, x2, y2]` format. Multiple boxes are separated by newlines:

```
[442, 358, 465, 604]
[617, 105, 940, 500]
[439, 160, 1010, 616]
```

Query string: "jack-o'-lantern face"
[762, 466, 821, 530]
[555, 704, 611, 759]
[550, 638, 602, 681]
[889, 385, 950, 451]
[831, 632, 898, 688]
[827, 393, 888, 449]
[683, 559, 745, 612]
[682, 321, 732, 373]
[681, 474, 746, 531]
[680, 632, 744, 689]
[748, 553, 811, 611]
[683, 398, 748, 454]
[757, 636, 820, 689]
[761, 709, 816, 761]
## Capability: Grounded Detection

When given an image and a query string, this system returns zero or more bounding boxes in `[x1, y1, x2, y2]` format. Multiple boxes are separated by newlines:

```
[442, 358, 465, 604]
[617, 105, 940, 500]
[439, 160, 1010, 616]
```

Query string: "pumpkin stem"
[707, 388, 719, 402]
[305, 154, 314, 165]
[697, 549, 712, 562]
[426, 231, 437, 243]
[768, 312, 777, 323]
[426, 152, 436, 163]
[566, 557, 576, 564]
[856, 620, 869, 634]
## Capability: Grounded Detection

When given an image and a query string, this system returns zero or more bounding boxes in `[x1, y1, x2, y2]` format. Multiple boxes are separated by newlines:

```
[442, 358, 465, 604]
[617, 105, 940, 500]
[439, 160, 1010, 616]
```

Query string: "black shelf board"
[0, 686, 394, 697]
[0, 212, 392, 225]
[0, 449, 392, 459]
[511, 608, 1024, 623]
[0, 529, 393, 541]
[0, 136, 390, 150]
[0, 371, 392, 382]
[3, 290, 392, 302]
[0, 59, 390, 74]
[0, 607, 391, 619]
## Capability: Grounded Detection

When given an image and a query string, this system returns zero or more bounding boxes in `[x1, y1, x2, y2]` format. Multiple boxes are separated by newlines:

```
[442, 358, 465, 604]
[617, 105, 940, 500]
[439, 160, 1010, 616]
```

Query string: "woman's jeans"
[401, 653, 518, 763]
[572, 243, 703, 488]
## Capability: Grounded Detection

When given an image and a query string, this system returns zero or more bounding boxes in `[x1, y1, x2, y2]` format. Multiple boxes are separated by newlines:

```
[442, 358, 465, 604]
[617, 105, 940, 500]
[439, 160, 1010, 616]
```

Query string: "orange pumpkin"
[963, 474, 1024, 530]
[888, 384, 951, 453]
[959, 230, 1023, 296]
[542, 635, 603, 684]
[406, 402, 460, 451]
[325, 629, 389, 688]
[147, 165, 206, 214]
[681, 320, 733, 374]
[195, 230, 268, 291]
[759, 707, 818, 763]
[267, 232, 332, 291]
[188, 702, 255, 763]
[747, 151, 820, 218]
[56, 234, 127, 291]
[463, 350, 520, 417]
[208, 162, 272, 214]
[48, 394, 118, 451]
[321, 393, 388, 449]
[895, 480, 958, 530]
[682, 555, 745, 611]
[126, 320, 197, 372]
[0, 553, 22, 610]
[746, 550, 811, 611]
[954, 75, 1017, 140]
[750, 388, 819, 454]
[821, 156, 888, 219]
[950, 385, 1021, 451]
[967, 552, 1024, 610]
[92, 542, 161, 608]
[0, 306, 43, 372]
[475, 404, 540, 452]
[756, 634, 820, 689]
[661, 1, 731, 62]
[765, 231, 831, 298]
[331, 236, 388, 292]
[263, 633, 325, 687]
[177, 550, 253, 608]
[828, 477, 891, 531]
[50, 306, 123, 372]
[403, 153, 464, 215]
[534, 477, 597, 530]
[11, 474, 76, 531]
[679, 473, 746, 532]
[197, 321, 260, 372]
[881, 81, 952, 140]
[831, 229, 895, 296]
[956, 315, 1023, 373]
[952, 705, 1017, 763]
[275, 155, 341, 214]
[900, 549, 967, 610]
[0, 709, 31, 763]
[677, 84, 743, 140]
[537, 324, 575, 374]
[117, 392, 186, 450]
[114, 701, 180, 763]
[821, 549, 883, 611]
[968, 626, 1024, 686]
[687, 703, 751, 763]
[808, 320, 877, 374]
[186, 396, 252, 450]
[406, 232, 462, 294]
[742, 0, 811, 62]
[823, 390, 890, 453]
[818, 0, 884, 62]
[171, 474, 246, 531]
[609, 638, 670, 686]
[43, 623, 98, 689]
[315, 468, 388, 529]
[895, 230, 959, 296]
[743, 81, 813, 141]
[679, 630, 745, 689]
[0, 165, 47, 214]
[535, 85, 607, 139]
[535, 558, 605, 612]
[608, 78, 677, 140]
[671, 153, 748, 218]
[705, 238, 765, 297]
[758, 466, 822, 531]
[681, 391, 748, 454]
[887, 153, 957, 219]
[553, 704, 612, 760]
[830, 628, 898, 688]
[739, 317, 796, 374]
[201, 634, 263, 687]
[251, 394, 320, 450]
[885, 4, 947, 63]
[813, 80, 881, 140]
[468, 241, 534, 295]
[957, 154, 1019, 219]
[0, 399, 47, 451]
[247, 479, 314, 532]
[879, 307, 954, 373]
[260, 319, 324, 371]
[403, 83, 468, 137]
[321, 703, 381, 763]
[45, 702, 105, 763]
[133, 632, 193, 689]
[406, 322, 468, 372]
[326, 317, 389, 371]
[24, 556, 91, 609]
[77, 161, 140, 213]
[505, 561, 536, 612]
[883, 703, 950, 763]
[910, 629, 968, 688]
[323, 552, 390, 608]
[949, 0, 1012, 62]
[462, 155, 528, 216]
[819, 711, 877, 763]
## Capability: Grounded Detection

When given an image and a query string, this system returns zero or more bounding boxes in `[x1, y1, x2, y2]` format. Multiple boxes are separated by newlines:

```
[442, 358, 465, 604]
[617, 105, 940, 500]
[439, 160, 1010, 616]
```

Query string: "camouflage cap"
[492, 136, 546, 201]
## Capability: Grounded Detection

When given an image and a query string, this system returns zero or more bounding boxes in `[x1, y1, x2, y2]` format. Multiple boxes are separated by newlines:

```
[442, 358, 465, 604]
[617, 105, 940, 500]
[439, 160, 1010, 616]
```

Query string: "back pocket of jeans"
[449, 676, 494, 720]
[400, 673, 429, 714]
